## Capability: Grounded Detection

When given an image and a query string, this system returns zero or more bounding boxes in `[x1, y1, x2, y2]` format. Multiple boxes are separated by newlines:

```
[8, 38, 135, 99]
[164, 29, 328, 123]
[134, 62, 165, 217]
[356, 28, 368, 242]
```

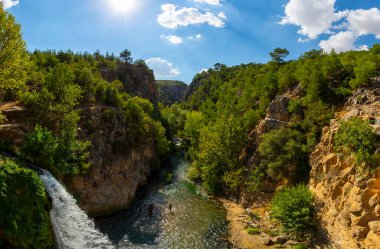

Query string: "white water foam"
[39, 170, 115, 249]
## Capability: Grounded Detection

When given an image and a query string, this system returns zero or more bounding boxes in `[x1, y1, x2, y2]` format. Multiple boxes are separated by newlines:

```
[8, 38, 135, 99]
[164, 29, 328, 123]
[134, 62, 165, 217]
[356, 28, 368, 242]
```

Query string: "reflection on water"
[95, 150, 230, 249]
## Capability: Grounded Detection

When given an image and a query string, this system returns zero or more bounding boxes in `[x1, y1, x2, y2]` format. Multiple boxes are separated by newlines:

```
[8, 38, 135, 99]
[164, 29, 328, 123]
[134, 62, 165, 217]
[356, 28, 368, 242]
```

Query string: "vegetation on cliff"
[162, 47, 380, 238]
[334, 117, 380, 169]
[164, 46, 380, 196]
[157, 80, 188, 106]
[0, 157, 54, 249]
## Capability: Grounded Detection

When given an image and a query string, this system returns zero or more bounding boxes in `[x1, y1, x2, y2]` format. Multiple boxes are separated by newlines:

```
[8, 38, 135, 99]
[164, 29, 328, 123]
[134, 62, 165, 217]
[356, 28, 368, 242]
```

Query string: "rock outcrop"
[65, 106, 158, 216]
[100, 63, 159, 105]
[0, 102, 32, 148]
[309, 88, 380, 248]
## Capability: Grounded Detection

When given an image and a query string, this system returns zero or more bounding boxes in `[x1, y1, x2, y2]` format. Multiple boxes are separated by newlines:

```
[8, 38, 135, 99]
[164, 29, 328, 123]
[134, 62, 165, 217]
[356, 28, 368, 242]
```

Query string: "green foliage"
[292, 244, 308, 249]
[271, 185, 315, 236]
[0, 159, 54, 248]
[176, 45, 380, 195]
[164, 172, 174, 183]
[269, 48, 289, 65]
[334, 118, 379, 168]
[246, 227, 260, 235]
[246, 167, 265, 193]
[19, 48, 172, 175]
[132, 96, 154, 116]
[350, 60, 376, 88]
[119, 49, 133, 63]
[150, 119, 171, 159]
[22, 124, 90, 178]
[0, 110, 6, 124]
[0, 6, 30, 99]
[259, 127, 308, 181]
[161, 104, 188, 137]
[189, 115, 247, 194]
[157, 80, 188, 106]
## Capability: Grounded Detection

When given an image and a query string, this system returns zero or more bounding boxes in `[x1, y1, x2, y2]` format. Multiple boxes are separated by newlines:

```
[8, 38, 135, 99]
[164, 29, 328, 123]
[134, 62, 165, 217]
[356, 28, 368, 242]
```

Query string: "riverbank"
[220, 199, 276, 249]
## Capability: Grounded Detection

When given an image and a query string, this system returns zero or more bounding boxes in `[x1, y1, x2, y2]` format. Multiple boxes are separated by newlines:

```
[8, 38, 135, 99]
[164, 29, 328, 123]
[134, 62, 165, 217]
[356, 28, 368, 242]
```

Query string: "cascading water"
[39, 170, 115, 249]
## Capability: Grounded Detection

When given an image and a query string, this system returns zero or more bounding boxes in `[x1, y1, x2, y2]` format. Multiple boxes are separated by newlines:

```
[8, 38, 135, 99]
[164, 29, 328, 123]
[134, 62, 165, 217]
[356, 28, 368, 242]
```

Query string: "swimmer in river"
[168, 204, 172, 213]
[148, 204, 154, 217]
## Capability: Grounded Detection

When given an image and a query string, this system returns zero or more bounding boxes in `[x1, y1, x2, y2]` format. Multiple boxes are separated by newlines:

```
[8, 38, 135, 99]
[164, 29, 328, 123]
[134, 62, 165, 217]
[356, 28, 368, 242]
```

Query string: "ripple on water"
[95, 153, 230, 249]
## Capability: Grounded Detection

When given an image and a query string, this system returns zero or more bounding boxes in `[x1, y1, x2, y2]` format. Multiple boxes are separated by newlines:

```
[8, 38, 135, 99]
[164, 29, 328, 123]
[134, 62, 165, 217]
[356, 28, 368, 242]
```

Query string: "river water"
[95, 149, 231, 249]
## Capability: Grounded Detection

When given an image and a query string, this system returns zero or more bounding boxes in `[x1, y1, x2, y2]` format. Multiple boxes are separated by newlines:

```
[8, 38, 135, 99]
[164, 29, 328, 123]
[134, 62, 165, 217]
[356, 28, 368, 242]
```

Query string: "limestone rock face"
[255, 95, 291, 142]
[0, 102, 32, 147]
[0, 103, 159, 217]
[309, 88, 380, 248]
[67, 106, 158, 216]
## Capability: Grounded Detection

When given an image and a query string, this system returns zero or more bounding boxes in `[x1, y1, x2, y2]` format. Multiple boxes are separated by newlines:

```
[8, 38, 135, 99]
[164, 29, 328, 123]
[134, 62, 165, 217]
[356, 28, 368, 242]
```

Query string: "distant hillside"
[157, 80, 188, 106]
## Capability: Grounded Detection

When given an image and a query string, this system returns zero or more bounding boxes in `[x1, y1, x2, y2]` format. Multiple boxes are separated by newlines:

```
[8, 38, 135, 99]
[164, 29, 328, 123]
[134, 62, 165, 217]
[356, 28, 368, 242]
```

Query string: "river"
[94, 148, 231, 249]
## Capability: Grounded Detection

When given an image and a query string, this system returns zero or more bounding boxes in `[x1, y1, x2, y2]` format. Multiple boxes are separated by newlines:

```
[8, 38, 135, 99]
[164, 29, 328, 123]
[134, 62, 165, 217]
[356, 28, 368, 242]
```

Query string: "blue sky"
[4, 0, 380, 83]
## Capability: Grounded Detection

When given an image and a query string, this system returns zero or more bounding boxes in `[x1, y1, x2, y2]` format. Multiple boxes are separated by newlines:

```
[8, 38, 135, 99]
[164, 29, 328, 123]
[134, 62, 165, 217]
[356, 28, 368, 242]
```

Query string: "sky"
[3, 0, 380, 83]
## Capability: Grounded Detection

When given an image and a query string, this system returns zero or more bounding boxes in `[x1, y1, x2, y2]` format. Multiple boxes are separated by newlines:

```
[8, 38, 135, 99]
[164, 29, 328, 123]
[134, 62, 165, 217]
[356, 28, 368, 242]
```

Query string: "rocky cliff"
[0, 103, 159, 217]
[309, 88, 380, 248]
[157, 80, 188, 105]
[100, 63, 159, 105]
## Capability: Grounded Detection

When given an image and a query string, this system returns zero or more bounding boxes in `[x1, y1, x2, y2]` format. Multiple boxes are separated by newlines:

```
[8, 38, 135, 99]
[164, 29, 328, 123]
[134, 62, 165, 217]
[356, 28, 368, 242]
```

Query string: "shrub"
[0, 110, 6, 124]
[334, 117, 379, 168]
[164, 172, 174, 183]
[0, 159, 54, 248]
[271, 185, 315, 236]
[292, 244, 308, 249]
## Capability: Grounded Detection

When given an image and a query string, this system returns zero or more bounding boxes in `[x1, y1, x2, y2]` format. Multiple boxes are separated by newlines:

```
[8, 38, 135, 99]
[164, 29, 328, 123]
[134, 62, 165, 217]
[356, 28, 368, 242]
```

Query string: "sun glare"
[108, 0, 138, 14]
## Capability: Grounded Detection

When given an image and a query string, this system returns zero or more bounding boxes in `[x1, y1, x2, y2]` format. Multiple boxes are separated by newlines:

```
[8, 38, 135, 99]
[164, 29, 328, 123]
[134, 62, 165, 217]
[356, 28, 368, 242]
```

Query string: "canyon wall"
[309, 88, 380, 248]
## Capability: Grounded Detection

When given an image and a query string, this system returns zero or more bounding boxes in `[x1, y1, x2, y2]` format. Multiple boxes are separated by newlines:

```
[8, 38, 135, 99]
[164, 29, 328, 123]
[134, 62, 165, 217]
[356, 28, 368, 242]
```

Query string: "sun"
[108, 0, 138, 14]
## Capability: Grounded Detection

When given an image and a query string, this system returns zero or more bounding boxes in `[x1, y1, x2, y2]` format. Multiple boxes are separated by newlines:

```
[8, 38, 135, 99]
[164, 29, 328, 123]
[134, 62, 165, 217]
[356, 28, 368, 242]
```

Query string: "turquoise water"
[95, 150, 230, 249]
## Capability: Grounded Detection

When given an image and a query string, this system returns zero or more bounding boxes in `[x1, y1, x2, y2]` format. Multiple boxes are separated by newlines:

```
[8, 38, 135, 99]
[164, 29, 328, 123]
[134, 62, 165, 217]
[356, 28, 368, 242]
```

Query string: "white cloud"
[1, 0, 19, 9]
[319, 31, 356, 53]
[199, 68, 208, 73]
[157, 4, 225, 29]
[346, 8, 380, 39]
[281, 0, 380, 52]
[358, 45, 369, 51]
[145, 58, 180, 78]
[188, 34, 202, 40]
[160, 35, 183, 45]
[218, 12, 227, 19]
[192, 0, 221, 6]
[280, 0, 344, 39]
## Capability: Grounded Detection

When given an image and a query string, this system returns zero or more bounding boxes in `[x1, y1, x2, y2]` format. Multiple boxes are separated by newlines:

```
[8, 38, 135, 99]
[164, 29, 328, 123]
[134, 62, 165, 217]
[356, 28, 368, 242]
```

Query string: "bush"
[164, 172, 174, 183]
[334, 117, 379, 168]
[0, 159, 54, 248]
[246, 227, 260, 235]
[271, 185, 315, 236]
[0, 110, 6, 124]
[292, 244, 308, 249]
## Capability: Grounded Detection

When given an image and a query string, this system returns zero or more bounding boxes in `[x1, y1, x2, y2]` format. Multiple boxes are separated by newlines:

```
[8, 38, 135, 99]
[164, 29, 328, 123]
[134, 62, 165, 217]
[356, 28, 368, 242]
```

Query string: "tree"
[0, 5, 30, 99]
[119, 49, 133, 63]
[269, 48, 289, 67]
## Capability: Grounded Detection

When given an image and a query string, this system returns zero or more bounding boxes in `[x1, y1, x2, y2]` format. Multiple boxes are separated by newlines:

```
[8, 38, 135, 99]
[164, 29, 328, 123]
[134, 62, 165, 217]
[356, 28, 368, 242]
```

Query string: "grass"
[246, 227, 260, 235]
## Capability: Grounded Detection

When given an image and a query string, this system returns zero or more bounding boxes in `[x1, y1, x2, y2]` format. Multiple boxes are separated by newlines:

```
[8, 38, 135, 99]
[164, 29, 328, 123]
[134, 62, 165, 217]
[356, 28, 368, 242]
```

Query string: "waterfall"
[39, 170, 115, 249]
